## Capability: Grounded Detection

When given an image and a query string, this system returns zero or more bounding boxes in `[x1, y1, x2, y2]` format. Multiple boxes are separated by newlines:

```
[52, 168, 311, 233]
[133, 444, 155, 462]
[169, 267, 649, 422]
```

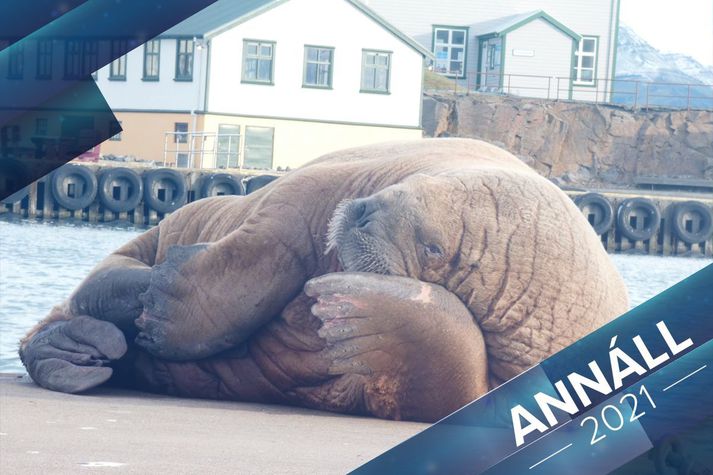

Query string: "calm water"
[0, 218, 711, 373]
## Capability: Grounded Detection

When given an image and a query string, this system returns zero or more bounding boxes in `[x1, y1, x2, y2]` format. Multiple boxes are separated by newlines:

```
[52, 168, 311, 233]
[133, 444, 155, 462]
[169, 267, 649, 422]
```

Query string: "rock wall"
[422, 94, 713, 186]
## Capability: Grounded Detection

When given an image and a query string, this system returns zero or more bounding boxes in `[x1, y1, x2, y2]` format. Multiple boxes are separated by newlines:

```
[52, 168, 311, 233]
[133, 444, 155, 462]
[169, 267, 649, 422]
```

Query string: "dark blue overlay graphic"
[0, 0, 217, 200]
[354, 264, 713, 474]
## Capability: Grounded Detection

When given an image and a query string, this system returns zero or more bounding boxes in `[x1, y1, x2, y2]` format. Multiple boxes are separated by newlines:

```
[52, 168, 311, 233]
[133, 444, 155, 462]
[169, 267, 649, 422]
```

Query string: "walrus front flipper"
[20, 316, 127, 393]
[135, 206, 316, 361]
[303, 272, 489, 422]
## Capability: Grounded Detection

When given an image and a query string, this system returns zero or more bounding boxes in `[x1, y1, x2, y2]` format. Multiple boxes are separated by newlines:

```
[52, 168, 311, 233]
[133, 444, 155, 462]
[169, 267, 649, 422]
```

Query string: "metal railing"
[426, 71, 713, 111]
[163, 132, 242, 169]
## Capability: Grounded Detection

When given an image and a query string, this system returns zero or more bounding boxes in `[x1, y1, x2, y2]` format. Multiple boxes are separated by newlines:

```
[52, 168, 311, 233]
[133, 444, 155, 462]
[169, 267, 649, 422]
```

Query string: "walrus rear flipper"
[135, 243, 209, 356]
[19, 227, 159, 394]
[20, 316, 128, 393]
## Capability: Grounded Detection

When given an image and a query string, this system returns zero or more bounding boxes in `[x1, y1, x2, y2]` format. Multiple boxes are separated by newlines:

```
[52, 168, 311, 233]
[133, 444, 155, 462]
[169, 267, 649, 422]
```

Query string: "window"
[64, 39, 97, 79]
[361, 50, 390, 93]
[217, 124, 240, 169]
[35, 118, 48, 136]
[242, 40, 274, 84]
[574, 36, 598, 84]
[109, 40, 127, 80]
[8, 44, 23, 79]
[143, 39, 160, 80]
[109, 120, 122, 141]
[174, 122, 188, 143]
[36, 40, 53, 79]
[433, 27, 467, 78]
[84, 41, 99, 79]
[59, 115, 93, 138]
[64, 39, 82, 78]
[1, 125, 21, 144]
[175, 39, 194, 81]
[176, 153, 189, 168]
[244, 126, 274, 169]
[303, 46, 333, 88]
[487, 43, 501, 70]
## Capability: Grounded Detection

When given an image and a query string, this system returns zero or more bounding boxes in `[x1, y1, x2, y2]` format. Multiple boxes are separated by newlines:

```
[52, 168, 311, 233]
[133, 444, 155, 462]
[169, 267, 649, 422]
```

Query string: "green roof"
[470, 10, 581, 41]
[160, 0, 432, 58]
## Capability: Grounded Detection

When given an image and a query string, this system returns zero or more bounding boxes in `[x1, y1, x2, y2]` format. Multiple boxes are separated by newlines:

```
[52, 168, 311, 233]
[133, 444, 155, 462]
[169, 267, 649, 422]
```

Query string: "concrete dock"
[0, 374, 426, 474]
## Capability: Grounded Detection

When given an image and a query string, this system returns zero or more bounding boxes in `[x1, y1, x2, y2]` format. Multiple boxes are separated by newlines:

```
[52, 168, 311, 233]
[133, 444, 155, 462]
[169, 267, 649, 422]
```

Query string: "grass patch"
[423, 69, 459, 91]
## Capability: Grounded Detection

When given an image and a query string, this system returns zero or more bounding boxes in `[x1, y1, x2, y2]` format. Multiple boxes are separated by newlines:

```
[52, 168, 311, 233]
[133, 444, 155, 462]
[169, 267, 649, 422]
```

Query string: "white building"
[95, 0, 431, 169]
[362, 0, 621, 101]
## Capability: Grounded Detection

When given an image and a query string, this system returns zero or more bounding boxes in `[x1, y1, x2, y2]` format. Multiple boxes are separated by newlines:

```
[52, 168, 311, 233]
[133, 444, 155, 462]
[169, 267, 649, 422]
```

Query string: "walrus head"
[326, 174, 469, 281]
[325, 168, 629, 381]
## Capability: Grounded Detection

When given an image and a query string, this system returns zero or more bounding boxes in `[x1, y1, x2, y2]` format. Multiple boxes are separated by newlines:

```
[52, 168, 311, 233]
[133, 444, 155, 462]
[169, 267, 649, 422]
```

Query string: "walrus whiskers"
[325, 199, 353, 255]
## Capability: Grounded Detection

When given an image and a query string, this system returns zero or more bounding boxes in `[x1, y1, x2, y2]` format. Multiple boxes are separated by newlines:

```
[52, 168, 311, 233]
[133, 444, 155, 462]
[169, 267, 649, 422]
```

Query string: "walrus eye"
[425, 244, 443, 257]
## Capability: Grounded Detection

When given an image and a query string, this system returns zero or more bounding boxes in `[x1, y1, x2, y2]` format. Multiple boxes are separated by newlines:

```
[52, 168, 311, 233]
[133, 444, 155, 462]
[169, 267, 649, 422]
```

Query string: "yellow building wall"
[99, 112, 203, 164]
[100, 111, 422, 169]
[201, 114, 423, 170]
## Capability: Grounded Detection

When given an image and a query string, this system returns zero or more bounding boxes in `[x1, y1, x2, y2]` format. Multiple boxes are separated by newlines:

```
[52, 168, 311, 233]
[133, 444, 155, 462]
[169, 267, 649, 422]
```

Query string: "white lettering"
[533, 381, 579, 426]
[568, 361, 612, 407]
[633, 334, 670, 369]
[609, 347, 647, 390]
[657, 321, 693, 355]
[511, 405, 549, 447]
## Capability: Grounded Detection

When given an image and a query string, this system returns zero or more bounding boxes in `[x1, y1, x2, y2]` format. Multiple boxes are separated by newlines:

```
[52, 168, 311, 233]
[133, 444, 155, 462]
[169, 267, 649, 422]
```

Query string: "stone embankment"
[422, 93, 713, 187]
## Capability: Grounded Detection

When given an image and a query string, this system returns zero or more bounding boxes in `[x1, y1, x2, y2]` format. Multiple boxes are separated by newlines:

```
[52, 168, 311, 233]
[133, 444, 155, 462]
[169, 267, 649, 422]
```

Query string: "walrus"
[19, 138, 628, 421]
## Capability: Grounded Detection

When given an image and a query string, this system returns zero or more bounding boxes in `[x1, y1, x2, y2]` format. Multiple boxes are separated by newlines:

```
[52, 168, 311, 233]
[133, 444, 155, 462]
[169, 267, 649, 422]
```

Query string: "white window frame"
[432, 27, 467, 78]
[574, 36, 598, 85]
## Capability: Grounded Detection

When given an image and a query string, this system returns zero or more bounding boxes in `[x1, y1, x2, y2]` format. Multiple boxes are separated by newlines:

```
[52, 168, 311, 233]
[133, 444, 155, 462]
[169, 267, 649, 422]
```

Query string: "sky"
[620, 0, 713, 66]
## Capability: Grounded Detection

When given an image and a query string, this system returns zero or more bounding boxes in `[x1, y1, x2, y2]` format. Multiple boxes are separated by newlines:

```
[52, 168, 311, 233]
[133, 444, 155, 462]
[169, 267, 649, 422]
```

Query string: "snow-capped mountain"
[614, 25, 712, 109]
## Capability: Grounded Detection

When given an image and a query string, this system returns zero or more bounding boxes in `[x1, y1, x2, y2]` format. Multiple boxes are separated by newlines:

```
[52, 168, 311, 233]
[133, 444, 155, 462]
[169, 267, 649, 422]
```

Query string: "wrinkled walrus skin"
[20, 138, 628, 422]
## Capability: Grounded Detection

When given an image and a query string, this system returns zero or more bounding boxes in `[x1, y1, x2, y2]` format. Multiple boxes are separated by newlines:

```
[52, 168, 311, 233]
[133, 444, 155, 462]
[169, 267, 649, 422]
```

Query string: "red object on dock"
[75, 144, 101, 162]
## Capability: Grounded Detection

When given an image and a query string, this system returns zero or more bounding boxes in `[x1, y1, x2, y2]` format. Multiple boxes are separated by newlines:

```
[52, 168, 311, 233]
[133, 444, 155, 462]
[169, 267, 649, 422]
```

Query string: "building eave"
[476, 10, 582, 42]
[345, 0, 434, 59]
[202, 0, 287, 39]
[199, 0, 432, 61]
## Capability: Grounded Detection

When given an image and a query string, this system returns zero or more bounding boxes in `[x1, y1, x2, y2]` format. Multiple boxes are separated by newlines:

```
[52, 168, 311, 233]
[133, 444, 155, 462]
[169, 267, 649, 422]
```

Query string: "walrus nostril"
[354, 201, 367, 220]
[353, 200, 376, 229]
[357, 219, 370, 229]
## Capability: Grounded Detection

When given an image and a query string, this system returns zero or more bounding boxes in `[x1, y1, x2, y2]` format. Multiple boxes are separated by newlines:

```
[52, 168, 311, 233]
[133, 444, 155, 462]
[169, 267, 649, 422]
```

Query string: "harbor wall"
[2, 164, 711, 257]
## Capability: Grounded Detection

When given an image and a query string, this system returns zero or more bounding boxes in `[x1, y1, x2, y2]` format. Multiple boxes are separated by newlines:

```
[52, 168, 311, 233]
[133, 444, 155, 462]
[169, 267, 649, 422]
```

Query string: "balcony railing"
[425, 71, 713, 111]
[163, 132, 241, 169]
